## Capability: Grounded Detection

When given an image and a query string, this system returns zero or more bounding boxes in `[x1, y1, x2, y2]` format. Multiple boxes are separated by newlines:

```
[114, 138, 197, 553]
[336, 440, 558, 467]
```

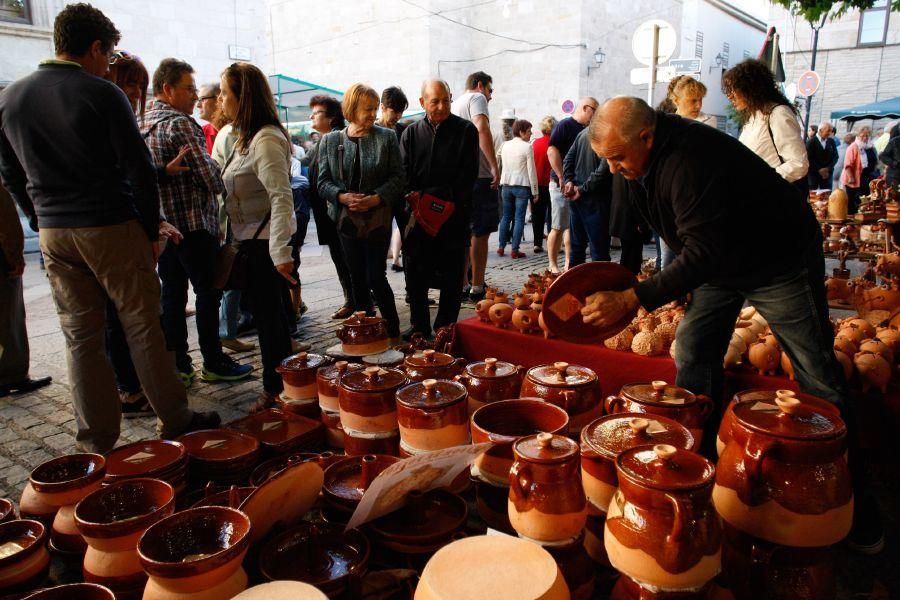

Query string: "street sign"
[669, 58, 701, 74]
[797, 70, 820, 97]
[630, 65, 675, 85]
[632, 19, 677, 66]
[561, 99, 575, 114]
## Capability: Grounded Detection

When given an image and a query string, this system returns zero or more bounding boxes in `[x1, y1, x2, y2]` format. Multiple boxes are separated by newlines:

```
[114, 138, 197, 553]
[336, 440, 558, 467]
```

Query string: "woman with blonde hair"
[531, 115, 557, 252]
[666, 75, 716, 126]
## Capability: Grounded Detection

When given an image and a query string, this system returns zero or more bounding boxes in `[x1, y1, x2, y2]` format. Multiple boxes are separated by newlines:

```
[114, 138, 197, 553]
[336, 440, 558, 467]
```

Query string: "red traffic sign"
[561, 99, 575, 114]
[798, 71, 820, 97]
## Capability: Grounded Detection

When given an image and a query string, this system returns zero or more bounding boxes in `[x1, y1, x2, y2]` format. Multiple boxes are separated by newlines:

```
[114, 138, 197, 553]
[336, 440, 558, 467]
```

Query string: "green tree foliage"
[770, 0, 900, 24]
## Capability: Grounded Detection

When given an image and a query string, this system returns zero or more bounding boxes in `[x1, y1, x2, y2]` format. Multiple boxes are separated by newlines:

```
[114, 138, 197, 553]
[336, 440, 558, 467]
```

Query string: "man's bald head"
[421, 79, 451, 98]
[420, 78, 452, 125]
[573, 96, 599, 126]
[588, 97, 657, 180]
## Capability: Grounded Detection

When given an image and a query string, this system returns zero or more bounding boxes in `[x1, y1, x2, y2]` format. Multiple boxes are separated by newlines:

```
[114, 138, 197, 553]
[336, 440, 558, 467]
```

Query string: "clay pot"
[29, 454, 106, 554]
[520, 362, 602, 434]
[512, 297, 540, 334]
[0, 519, 49, 591]
[18, 483, 56, 530]
[338, 366, 407, 435]
[748, 341, 780, 375]
[854, 351, 891, 392]
[835, 326, 865, 347]
[276, 352, 330, 400]
[24, 583, 115, 600]
[322, 454, 401, 514]
[226, 408, 324, 458]
[470, 399, 569, 486]
[415, 534, 569, 600]
[713, 395, 852, 547]
[508, 433, 587, 543]
[74, 478, 175, 597]
[249, 452, 336, 487]
[234, 581, 328, 600]
[320, 410, 344, 449]
[605, 444, 721, 592]
[604, 381, 713, 446]
[342, 429, 400, 457]
[475, 297, 495, 323]
[456, 357, 524, 415]
[368, 489, 467, 554]
[580, 414, 694, 515]
[0, 499, 17, 525]
[396, 379, 468, 453]
[858, 338, 894, 364]
[138, 506, 251, 600]
[488, 301, 514, 328]
[103, 440, 188, 496]
[178, 429, 260, 486]
[336, 312, 389, 356]
[402, 350, 466, 383]
[316, 361, 364, 413]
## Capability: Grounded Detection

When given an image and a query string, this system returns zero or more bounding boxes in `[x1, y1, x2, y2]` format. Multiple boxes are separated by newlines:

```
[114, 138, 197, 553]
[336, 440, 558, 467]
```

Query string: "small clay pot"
[368, 489, 467, 554]
[320, 410, 344, 449]
[456, 358, 524, 415]
[322, 455, 401, 514]
[317, 361, 364, 412]
[403, 350, 466, 383]
[520, 362, 602, 434]
[0, 499, 17, 524]
[0, 519, 50, 591]
[338, 366, 407, 434]
[336, 312, 389, 356]
[396, 379, 469, 453]
[177, 429, 260, 486]
[276, 352, 330, 400]
[23, 583, 115, 600]
[342, 429, 400, 457]
[605, 381, 713, 446]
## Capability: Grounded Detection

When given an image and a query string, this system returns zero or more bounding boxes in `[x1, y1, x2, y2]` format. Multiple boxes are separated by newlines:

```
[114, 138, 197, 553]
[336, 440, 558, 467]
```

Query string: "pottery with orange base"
[336, 312, 389, 356]
[276, 352, 330, 400]
[317, 361, 364, 412]
[455, 357, 524, 415]
[402, 349, 466, 382]
[18, 483, 56, 530]
[604, 381, 712, 446]
[338, 366, 407, 434]
[521, 362, 602, 434]
[0, 519, 50, 592]
[396, 379, 468, 452]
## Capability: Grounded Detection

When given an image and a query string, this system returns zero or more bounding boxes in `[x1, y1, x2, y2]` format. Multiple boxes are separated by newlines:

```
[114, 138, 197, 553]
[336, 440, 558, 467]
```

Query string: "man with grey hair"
[197, 82, 220, 154]
[806, 120, 837, 190]
[579, 96, 882, 554]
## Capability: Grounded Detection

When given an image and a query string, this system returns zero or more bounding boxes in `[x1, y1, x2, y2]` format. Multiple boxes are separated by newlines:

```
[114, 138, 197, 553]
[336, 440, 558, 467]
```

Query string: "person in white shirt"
[497, 119, 538, 257]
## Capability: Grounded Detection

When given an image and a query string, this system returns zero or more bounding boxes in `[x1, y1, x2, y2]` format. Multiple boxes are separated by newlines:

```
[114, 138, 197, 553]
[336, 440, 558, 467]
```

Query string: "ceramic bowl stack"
[103, 440, 189, 497]
[226, 408, 324, 459]
[177, 429, 260, 487]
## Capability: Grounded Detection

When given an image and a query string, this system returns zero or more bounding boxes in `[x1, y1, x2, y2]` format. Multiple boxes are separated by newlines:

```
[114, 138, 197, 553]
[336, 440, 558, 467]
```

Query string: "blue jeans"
[219, 289, 242, 339]
[568, 198, 611, 267]
[499, 185, 529, 251]
[655, 234, 676, 270]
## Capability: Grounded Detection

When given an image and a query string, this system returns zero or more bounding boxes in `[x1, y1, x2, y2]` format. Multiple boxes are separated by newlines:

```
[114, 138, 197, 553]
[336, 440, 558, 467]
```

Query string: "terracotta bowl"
[0, 498, 17, 524]
[23, 583, 115, 600]
[103, 441, 187, 484]
[0, 519, 50, 591]
[323, 455, 401, 513]
[30, 454, 106, 507]
[74, 478, 175, 541]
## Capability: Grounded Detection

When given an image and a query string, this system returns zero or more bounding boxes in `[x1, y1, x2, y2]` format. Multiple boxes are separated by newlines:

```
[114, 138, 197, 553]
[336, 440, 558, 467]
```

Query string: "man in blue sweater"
[0, 3, 220, 453]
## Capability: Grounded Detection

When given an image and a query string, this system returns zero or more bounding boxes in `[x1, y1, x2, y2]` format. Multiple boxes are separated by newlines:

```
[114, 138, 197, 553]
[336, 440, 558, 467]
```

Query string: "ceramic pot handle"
[508, 462, 532, 502]
[604, 395, 624, 414]
[452, 357, 467, 371]
[664, 493, 689, 543]
[454, 374, 469, 386]
[696, 394, 714, 420]
[741, 437, 778, 501]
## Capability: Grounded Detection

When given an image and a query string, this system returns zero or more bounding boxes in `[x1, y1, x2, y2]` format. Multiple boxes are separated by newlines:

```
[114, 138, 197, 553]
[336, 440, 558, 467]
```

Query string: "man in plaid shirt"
[142, 58, 251, 384]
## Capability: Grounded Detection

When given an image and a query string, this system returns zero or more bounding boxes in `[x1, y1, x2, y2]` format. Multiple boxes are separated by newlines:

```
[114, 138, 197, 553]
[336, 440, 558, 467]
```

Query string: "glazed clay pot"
[276, 352, 330, 400]
[456, 357, 524, 415]
[470, 399, 569, 487]
[508, 433, 587, 543]
[368, 489, 467, 554]
[18, 484, 57, 530]
[320, 410, 344, 449]
[0, 519, 49, 591]
[713, 395, 853, 547]
[24, 583, 115, 599]
[521, 362, 602, 434]
[605, 444, 721, 592]
[338, 366, 407, 434]
[604, 381, 712, 446]
[402, 350, 466, 383]
[396, 379, 469, 453]
[138, 506, 251, 600]
[74, 478, 175, 597]
[336, 312, 388, 356]
[316, 362, 362, 413]
[178, 429, 260, 486]
[103, 441, 188, 497]
[580, 414, 694, 516]
[29, 453, 106, 554]
[322, 454, 401, 515]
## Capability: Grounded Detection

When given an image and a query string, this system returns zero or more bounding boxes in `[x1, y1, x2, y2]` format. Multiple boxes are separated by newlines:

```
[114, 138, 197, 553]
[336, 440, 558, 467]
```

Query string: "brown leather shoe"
[291, 339, 311, 353]
[331, 306, 354, 320]
[221, 338, 256, 352]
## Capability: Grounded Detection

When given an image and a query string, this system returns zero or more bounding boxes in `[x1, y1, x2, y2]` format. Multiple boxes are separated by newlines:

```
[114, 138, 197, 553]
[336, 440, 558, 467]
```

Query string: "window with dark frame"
[0, 0, 30, 24]
[695, 31, 704, 59]
[857, 0, 890, 46]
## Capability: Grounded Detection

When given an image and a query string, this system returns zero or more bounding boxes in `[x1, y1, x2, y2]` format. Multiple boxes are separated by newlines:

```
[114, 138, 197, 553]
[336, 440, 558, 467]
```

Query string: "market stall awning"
[269, 74, 344, 123]
[831, 96, 900, 123]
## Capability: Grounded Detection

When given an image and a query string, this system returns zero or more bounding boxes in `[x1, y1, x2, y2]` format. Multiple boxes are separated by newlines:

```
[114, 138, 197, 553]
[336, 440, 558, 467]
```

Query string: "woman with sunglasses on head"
[218, 62, 297, 411]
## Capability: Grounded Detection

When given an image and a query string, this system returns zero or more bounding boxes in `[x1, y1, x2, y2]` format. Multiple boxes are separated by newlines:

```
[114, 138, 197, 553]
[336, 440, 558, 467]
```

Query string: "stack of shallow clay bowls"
[605, 380, 712, 445]
[336, 312, 389, 357]
[177, 429, 260, 487]
[396, 379, 469, 457]
[456, 357, 524, 416]
[226, 408, 324, 459]
[321, 454, 400, 524]
[103, 440, 189, 497]
[0, 519, 50, 593]
[276, 352, 329, 419]
[24, 583, 116, 599]
[520, 362, 602, 435]
[317, 361, 364, 449]
[338, 366, 407, 456]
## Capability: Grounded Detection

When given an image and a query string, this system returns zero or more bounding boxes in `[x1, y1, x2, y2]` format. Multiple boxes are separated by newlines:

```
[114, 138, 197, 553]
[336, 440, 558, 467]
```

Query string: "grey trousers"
[40, 221, 193, 453]
[0, 275, 28, 387]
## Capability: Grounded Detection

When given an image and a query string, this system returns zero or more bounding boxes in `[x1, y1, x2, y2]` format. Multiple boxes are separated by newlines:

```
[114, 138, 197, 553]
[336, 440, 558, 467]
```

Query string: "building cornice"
[705, 0, 767, 32]
[0, 22, 51, 40]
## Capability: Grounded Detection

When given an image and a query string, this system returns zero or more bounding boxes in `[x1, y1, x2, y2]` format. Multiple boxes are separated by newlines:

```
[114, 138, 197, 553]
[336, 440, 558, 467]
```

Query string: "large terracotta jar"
[0, 519, 50, 592]
[396, 379, 469, 453]
[276, 352, 330, 401]
[336, 312, 388, 356]
[508, 433, 587, 543]
[604, 381, 712, 445]
[456, 357, 524, 415]
[316, 361, 364, 413]
[520, 362, 602, 434]
[605, 444, 721, 592]
[74, 478, 175, 598]
[338, 366, 407, 435]
[402, 350, 466, 382]
[138, 506, 251, 600]
[713, 395, 853, 548]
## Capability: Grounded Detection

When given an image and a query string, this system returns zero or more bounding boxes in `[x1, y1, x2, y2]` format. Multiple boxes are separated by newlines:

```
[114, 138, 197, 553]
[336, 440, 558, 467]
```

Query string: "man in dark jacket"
[581, 97, 882, 554]
[878, 123, 900, 188]
[400, 80, 479, 338]
[562, 128, 611, 266]
[806, 121, 838, 190]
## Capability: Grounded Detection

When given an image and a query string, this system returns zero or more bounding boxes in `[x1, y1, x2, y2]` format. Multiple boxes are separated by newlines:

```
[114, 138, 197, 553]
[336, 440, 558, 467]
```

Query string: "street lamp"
[587, 47, 606, 76]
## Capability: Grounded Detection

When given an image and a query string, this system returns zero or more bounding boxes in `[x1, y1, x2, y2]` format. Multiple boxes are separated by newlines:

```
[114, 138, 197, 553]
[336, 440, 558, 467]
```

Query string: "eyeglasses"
[109, 50, 138, 65]
[199, 96, 217, 102]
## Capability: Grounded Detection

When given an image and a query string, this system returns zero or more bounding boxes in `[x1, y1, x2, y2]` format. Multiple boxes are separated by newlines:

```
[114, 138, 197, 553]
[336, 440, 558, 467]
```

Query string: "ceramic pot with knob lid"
[342, 428, 400, 457]
[403, 350, 466, 382]
[456, 357, 524, 415]
[336, 312, 389, 356]
[520, 362, 602, 434]
[604, 444, 721, 592]
[338, 366, 407, 434]
[580, 414, 694, 516]
[604, 381, 712, 445]
[396, 379, 469, 453]
[317, 361, 364, 413]
[508, 433, 587, 543]
[276, 352, 330, 401]
[713, 395, 853, 548]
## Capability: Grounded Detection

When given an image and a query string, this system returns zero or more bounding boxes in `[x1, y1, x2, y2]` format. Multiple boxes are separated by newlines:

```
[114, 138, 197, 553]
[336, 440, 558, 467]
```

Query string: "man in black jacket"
[581, 97, 882, 554]
[400, 80, 479, 338]
[562, 128, 611, 266]
[806, 121, 838, 190]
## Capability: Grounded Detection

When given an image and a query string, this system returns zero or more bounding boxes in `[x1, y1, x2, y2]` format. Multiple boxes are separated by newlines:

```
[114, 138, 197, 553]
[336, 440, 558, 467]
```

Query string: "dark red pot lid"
[258, 521, 370, 585]
[620, 381, 697, 407]
[396, 379, 467, 410]
[616, 444, 714, 490]
[369, 489, 467, 543]
[465, 357, 518, 379]
[731, 394, 845, 440]
[513, 433, 578, 464]
[318, 361, 364, 382]
[178, 429, 260, 462]
[278, 351, 329, 373]
[340, 366, 407, 393]
[581, 413, 694, 460]
[731, 388, 841, 418]
[226, 409, 322, 446]
[527, 362, 597, 387]
[105, 440, 186, 479]
[342, 312, 386, 327]
[323, 455, 401, 503]
[404, 349, 455, 368]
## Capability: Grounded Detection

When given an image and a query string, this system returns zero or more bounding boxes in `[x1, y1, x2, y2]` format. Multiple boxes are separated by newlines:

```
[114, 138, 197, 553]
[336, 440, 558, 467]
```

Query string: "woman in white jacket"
[722, 59, 808, 190]
[218, 62, 297, 411]
[497, 119, 539, 258]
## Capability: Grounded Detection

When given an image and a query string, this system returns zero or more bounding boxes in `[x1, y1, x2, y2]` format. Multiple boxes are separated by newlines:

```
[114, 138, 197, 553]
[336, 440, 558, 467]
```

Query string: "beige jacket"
[738, 104, 809, 183]
[498, 137, 539, 197]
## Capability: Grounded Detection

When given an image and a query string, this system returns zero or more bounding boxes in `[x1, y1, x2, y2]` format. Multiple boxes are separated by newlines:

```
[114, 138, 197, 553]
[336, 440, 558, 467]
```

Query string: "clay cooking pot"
[403, 350, 466, 383]
[336, 312, 388, 356]
[520, 362, 602, 433]
[605, 381, 712, 445]
[276, 352, 330, 401]
[396, 379, 469, 453]
[456, 357, 524, 415]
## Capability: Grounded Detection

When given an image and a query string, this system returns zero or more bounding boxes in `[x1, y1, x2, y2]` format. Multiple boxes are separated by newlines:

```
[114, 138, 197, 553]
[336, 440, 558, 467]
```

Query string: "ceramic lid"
[621, 381, 697, 406]
[178, 429, 260, 462]
[323, 454, 401, 505]
[465, 357, 519, 379]
[369, 489, 467, 543]
[343, 311, 385, 327]
[732, 388, 841, 418]
[616, 444, 715, 490]
[513, 432, 578, 464]
[527, 362, 597, 387]
[104, 440, 186, 479]
[404, 349, 455, 368]
[279, 352, 328, 372]
[581, 413, 694, 460]
[340, 366, 407, 393]
[731, 395, 845, 440]
[396, 379, 467, 409]
[317, 361, 363, 382]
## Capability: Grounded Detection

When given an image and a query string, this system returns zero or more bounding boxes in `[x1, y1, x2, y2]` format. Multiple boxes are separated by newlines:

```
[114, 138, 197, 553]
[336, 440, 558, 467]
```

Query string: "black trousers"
[531, 185, 550, 247]
[339, 234, 400, 337]
[405, 230, 467, 336]
[618, 237, 644, 274]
